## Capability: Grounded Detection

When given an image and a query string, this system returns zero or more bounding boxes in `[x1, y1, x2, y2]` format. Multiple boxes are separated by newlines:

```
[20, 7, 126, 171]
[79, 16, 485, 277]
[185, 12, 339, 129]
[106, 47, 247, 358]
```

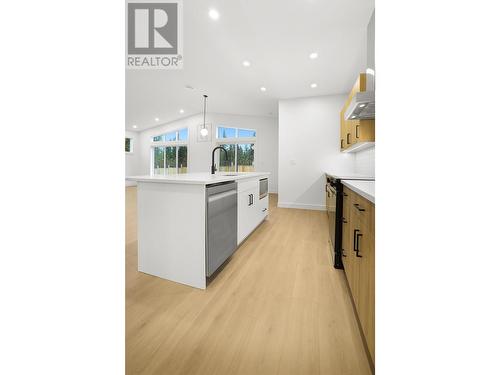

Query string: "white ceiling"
[126, 0, 374, 131]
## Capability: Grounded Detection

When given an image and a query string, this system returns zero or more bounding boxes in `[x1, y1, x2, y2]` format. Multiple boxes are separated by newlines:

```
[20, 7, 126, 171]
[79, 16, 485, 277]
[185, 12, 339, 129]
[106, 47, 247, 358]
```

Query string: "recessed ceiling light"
[309, 52, 319, 59]
[260, 87, 267, 92]
[242, 60, 251, 67]
[310, 83, 318, 88]
[359, 104, 366, 108]
[208, 9, 220, 20]
[179, 109, 184, 114]
[132, 125, 138, 129]
[155, 117, 159, 122]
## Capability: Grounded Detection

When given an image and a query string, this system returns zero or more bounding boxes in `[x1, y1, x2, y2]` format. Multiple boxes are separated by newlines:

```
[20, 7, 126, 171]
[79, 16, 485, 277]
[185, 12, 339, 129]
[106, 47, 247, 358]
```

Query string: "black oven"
[326, 176, 344, 269]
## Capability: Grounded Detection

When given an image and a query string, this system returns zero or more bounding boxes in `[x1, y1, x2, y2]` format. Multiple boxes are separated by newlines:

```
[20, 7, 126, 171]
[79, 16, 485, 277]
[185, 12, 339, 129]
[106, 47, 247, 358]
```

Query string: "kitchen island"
[126, 172, 270, 289]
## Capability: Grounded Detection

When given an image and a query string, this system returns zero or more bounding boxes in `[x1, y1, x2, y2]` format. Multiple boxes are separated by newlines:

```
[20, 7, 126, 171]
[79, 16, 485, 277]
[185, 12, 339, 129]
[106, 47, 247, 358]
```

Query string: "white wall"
[133, 113, 279, 193]
[354, 147, 375, 176]
[278, 95, 355, 210]
[125, 130, 140, 186]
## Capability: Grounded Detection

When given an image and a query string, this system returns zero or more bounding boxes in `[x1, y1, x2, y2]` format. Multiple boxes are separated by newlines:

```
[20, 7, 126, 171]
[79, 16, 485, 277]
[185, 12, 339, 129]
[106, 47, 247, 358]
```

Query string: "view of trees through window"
[216, 126, 256, 172]
[125, 137, 132, 153]
[219, 143, 255, 172]
[153, 146, 188, 175]
[217, 127, 256, 139]
[151, 128, 188, 175]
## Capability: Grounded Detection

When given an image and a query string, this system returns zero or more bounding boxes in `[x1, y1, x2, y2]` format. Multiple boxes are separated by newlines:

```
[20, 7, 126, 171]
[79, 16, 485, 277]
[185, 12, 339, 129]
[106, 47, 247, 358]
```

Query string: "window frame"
[215, 126, 257, 172]
[150, 128, 189, 175]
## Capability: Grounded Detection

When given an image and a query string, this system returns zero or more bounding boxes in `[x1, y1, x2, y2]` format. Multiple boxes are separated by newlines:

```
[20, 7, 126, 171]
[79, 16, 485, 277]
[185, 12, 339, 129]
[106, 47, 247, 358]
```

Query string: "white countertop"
[342, 180, 375, 204]
[126, 172, 270, 185]
[325, 172, 375, 180]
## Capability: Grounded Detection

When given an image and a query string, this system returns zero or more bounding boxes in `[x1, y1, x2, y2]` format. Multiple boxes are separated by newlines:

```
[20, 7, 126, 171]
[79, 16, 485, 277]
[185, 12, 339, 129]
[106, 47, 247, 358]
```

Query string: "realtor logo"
[127, 0, 183, 69]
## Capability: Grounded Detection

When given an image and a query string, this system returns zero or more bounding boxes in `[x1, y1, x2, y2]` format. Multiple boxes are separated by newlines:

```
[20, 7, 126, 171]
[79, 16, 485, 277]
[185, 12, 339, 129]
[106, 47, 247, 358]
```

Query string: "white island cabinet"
[127, 172, 270, 289]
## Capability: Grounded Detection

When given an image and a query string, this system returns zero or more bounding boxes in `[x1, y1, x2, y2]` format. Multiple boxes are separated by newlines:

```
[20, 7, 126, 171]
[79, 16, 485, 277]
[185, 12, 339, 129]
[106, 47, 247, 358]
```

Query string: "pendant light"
[200, 95, 209, 137]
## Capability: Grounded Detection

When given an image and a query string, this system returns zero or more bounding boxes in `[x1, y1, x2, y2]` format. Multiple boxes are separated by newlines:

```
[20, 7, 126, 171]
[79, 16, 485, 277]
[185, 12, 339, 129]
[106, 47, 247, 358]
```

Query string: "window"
[216, 126, 256, 139]
[151, 128, 188, 175]
[125, 137, 133, 153]
[216, 126, 256, 172]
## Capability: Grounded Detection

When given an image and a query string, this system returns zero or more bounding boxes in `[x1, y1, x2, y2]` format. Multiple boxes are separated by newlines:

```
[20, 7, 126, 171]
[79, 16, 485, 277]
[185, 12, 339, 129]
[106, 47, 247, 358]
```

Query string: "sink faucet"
[211, 146, 228, 174]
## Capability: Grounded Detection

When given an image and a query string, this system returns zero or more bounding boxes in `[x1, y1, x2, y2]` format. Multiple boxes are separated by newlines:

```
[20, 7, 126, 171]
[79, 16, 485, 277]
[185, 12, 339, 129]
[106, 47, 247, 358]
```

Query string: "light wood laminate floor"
[126, 187, 371, 375]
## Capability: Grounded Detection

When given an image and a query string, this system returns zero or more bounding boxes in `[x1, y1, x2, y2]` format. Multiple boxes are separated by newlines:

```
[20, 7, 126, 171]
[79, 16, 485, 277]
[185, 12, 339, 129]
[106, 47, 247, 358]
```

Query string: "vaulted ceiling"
[126, 0, 374, 131]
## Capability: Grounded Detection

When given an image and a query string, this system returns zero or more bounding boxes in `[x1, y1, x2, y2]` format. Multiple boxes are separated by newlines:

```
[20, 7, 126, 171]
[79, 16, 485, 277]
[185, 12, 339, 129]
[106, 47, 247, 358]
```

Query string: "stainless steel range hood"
[344, 90, 375, 120]
[345, 10, 375, 121]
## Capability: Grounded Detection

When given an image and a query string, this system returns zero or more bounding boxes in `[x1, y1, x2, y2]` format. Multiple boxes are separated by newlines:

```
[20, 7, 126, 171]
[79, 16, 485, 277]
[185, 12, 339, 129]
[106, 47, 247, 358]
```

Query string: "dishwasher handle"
[207, 189, 237, 202]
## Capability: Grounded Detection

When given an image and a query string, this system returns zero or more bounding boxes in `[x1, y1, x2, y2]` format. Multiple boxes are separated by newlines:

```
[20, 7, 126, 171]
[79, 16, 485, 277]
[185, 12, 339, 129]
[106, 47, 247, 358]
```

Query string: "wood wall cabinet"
[342, 186, 375, 366]
[340, 73, 375, 152]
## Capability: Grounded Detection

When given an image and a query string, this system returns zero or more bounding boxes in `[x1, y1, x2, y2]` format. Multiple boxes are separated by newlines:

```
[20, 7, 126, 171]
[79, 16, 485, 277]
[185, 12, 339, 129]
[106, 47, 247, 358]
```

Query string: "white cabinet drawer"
[257, 194, 269, 220]
[237, 178, 258, 193]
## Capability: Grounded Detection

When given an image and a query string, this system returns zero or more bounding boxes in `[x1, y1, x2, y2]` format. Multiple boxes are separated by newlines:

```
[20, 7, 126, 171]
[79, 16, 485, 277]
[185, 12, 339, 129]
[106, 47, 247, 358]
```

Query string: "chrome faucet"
[211, 146, 228, 174]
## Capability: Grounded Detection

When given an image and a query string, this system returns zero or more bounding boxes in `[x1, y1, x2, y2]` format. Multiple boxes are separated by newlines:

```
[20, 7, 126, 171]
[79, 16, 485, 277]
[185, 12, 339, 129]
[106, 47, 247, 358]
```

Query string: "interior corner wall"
[278, 94, 355, 210]
[133, 113, 279, 193]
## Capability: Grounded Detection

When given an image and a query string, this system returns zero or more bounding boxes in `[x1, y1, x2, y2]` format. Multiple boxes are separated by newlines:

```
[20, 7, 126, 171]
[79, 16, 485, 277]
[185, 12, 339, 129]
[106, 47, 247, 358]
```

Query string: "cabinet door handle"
[341, 139, 344, 148]
[342, 217, 347, 223]
[354, 203, 365, 212]
[355, 232, 363, 257]
[251, 194, 254, 205]
[353, 229, 359, 252]
[262, 208, 267, 212]
[343, 192, 348, 197]
[356, 125, 359, 138]
[347, 133, 351, 145]
[341, 248, 347, 258]
[248, 194, 252, 206]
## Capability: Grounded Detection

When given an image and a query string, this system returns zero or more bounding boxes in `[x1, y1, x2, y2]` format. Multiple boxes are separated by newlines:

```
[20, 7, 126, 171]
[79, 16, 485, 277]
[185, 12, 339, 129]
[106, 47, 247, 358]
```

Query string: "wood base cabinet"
[342, 187, 375, 365]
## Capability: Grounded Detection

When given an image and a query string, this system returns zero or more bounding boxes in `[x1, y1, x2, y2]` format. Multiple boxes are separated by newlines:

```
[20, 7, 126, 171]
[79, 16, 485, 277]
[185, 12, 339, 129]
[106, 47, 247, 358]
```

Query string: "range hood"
[345, 10, 375, 121]
[344, 90, 375, 120]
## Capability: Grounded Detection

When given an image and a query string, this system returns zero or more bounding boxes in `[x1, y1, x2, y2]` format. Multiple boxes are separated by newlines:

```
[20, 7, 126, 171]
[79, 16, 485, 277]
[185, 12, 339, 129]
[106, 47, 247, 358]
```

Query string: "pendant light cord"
[203, 95, 208, 129]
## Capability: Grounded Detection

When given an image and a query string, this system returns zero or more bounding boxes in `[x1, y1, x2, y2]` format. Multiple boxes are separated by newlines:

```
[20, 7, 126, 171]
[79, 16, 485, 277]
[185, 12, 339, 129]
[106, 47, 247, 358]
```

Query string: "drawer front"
[237, 178, 259, 193]
[350, 192, 374, 231]
[258, 194, 269, 220]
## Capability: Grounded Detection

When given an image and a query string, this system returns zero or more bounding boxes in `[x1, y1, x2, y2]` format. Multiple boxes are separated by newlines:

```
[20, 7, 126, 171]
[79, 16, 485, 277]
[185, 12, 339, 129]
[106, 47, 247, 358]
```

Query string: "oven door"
[327, 186, 337, 247]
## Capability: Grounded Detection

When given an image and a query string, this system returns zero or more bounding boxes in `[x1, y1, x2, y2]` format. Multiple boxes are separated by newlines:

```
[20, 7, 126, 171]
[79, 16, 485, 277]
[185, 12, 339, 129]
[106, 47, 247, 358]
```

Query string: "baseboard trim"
[277, 202, 326, 211]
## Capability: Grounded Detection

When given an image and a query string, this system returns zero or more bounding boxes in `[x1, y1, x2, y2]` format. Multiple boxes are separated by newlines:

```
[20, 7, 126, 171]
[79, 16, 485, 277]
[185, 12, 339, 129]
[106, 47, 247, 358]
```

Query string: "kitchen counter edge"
[341, 180, 375, 204]
[126, 172, 271, 185]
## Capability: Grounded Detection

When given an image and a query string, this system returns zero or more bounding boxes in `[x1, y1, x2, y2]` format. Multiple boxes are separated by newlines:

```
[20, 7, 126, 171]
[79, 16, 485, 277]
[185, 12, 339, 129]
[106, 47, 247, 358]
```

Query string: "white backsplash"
[354, 147, 375, 176]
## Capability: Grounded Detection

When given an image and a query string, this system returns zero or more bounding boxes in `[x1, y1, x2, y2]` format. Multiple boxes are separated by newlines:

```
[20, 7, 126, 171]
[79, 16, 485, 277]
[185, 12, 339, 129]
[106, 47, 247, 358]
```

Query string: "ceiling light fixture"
[242, 60, 251, 67]
[309, 52, 319, 59]
[260, 87, 267, 92]
[155, 117, 159, 122]
[200, 95, 209, 137]
[179, 109, 185, 114]
[132, 125, 138, 129]
[208, 9, 220, 20]
[310, 83, 318, 88]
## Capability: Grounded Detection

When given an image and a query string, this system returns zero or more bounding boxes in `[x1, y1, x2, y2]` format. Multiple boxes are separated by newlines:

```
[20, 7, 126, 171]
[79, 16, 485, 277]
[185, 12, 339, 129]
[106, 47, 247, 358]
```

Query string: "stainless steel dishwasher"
[206, 181, 237, 277]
